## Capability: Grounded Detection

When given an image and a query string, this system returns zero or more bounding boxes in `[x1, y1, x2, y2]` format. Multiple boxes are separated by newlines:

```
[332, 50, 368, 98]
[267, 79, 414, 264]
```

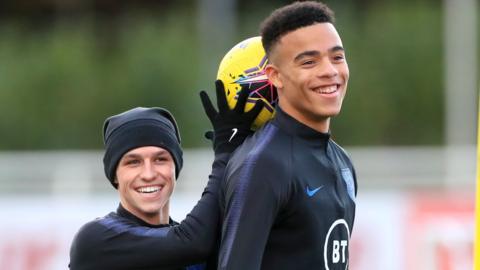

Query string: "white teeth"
[137, 186, 161, 193]
[314, 85, 337, 94]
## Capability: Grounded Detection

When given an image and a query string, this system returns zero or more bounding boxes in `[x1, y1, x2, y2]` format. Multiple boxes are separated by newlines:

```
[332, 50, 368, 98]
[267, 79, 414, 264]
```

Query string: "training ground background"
[0, 146, 474, 270]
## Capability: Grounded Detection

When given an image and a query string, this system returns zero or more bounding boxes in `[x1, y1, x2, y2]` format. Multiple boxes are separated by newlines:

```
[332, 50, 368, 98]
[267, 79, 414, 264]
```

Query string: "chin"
[141, 205, 163, 215]
[316, 108, 341, 118]
[330, 109, 342, 117]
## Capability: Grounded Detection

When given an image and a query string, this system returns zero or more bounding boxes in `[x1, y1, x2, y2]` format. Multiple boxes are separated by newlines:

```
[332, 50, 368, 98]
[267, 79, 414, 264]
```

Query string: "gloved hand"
[200, 79, 264, 154]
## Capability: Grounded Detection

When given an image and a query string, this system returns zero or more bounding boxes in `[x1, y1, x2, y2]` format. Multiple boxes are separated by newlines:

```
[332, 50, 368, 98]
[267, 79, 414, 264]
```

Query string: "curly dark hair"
[260, 1, 335, 57]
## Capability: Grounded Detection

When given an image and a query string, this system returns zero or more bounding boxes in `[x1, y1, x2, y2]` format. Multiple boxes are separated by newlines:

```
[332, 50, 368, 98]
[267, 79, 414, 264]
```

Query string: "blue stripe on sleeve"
[98, 216, 169, 237]
[220, 124, 277, 268]
[186, 263, 206, 270]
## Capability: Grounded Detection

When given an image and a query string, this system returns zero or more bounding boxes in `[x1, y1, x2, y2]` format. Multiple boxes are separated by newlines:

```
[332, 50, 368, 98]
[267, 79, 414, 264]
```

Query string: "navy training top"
[69, 153, 229, 270]
[219, 107, 357, 270]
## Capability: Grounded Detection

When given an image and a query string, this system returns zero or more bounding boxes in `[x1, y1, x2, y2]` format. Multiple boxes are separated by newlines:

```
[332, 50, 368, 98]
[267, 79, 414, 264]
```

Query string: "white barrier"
[0, 147, 475, 269]
[0, 190, 473, 270]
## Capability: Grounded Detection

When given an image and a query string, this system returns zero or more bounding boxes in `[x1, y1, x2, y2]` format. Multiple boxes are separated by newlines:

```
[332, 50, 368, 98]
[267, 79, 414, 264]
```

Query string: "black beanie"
[102, 107, 183, 188]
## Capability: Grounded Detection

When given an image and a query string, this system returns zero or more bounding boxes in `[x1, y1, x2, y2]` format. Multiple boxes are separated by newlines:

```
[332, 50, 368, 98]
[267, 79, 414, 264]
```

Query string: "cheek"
[159, 163, 176, 183]
[171, 165, 176, 180]
[278, 72, 300, 93]
[169, 166, 177, 190]
[116, 175, 129, 190]
[116, 179, 129, 196]
[116, 168, 137, 191]
[115, 170, 124, 188]
[340, 64, 349, 81]
[169, 180, 176, 194]
[163, 168, 176, 196]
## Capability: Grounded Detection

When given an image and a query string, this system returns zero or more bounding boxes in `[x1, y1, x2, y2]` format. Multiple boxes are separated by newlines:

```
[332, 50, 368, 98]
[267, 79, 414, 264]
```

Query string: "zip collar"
[271, 106, 331, 146]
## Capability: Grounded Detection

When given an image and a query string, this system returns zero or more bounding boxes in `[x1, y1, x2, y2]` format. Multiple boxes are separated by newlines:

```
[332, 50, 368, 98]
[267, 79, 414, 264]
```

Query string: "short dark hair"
[260, 1, 335, 57]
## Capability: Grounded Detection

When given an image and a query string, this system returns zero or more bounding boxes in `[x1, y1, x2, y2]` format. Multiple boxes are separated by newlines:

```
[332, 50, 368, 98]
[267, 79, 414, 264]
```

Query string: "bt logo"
[324, 219, 350, 270]
[332, 239, 348, 263]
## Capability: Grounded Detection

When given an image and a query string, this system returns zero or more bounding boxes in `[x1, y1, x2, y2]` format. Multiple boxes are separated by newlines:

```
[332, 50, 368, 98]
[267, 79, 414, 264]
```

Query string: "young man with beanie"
[218, 2, 357, 270]
[69, 81, 263, 270]
[102, 107, 184, 226]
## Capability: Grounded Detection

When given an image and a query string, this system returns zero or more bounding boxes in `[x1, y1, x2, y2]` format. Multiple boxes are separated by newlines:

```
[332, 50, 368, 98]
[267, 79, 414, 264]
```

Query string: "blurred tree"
[331, 1, 444, 145]
[0, 0, 458, 149]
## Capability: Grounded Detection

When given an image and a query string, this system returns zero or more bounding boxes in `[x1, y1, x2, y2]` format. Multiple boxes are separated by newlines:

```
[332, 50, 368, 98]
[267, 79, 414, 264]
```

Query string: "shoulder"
[225, 123, 292, 186]
[230, 123, 289, 167]
[329, 139, 353, 162]
[71, 218, 105, 249]
[69, 214, 114, 268]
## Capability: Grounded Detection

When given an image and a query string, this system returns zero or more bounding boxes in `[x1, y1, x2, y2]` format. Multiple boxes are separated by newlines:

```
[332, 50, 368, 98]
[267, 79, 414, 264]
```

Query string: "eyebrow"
[122, 149, 168, 160]
[293, 46, 345, 62]
[120, 154, 141, 163]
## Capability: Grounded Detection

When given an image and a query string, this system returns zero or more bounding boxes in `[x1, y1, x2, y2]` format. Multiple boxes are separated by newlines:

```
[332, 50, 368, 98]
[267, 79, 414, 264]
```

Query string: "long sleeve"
[69, 153, 229, 270]
[218, 164, 281, 269]
[218, 126, 289, 270]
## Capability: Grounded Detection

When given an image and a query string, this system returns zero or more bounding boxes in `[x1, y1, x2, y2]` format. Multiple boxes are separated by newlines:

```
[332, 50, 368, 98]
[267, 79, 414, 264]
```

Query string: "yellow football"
[217, 36, 277, 130]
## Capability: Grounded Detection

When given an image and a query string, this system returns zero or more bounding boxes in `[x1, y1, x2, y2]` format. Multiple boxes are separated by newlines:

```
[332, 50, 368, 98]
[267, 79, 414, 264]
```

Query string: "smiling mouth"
[136, 186, 162, 194]
[312, 84, 339, 94]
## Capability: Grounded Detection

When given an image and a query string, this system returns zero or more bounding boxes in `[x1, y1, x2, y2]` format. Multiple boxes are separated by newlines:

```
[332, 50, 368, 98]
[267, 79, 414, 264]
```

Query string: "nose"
[318, 59, 338, 78]
[140, 161, 157, 181]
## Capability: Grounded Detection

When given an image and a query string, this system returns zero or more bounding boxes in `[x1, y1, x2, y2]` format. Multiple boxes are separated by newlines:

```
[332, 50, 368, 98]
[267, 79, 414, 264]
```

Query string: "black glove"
[200, 79, 264, 154]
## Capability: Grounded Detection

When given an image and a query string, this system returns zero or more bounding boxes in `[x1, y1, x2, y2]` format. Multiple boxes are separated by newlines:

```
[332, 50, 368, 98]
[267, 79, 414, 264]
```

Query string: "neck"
[279, 103, 330, 133]
[158, 201, 170, 224]
[143, 208, 169, 225]
[120, 201, 170, 226]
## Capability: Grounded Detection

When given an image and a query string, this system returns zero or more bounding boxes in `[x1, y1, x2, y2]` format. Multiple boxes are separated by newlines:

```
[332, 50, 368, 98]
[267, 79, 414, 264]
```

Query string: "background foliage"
[0, 0, 476, 149]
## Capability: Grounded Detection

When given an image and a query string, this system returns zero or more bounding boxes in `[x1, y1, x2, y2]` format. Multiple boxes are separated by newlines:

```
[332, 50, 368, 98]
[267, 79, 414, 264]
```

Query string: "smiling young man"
[110, 138, 175, 225]
[218, 2, 357, 270]
[69, 81, 264, 270]
[117, 145, 174, 224]
[103, 107, 183, 227]
[114, 145, 177, 226]
[70, 107, 203, 270]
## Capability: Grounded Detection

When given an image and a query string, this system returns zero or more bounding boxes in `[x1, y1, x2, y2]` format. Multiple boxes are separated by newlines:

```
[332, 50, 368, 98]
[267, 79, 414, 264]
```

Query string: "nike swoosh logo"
[306, 185, 324, 197]
[229, 128, 238, 142]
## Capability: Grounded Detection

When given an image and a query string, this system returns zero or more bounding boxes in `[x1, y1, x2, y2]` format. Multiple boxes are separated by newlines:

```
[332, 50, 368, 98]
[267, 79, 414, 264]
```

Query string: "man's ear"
[265, 64, 283, 89]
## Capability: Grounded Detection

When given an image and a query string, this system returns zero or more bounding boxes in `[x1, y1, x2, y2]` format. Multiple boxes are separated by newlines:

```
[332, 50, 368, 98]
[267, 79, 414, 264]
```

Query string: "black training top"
[219, 107, 357, 270]
[68, 153, 229, 270]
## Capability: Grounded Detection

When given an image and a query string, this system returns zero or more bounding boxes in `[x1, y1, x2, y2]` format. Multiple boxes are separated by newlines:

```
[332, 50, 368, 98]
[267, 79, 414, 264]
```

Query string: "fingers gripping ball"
[217, 36, 277, 130]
